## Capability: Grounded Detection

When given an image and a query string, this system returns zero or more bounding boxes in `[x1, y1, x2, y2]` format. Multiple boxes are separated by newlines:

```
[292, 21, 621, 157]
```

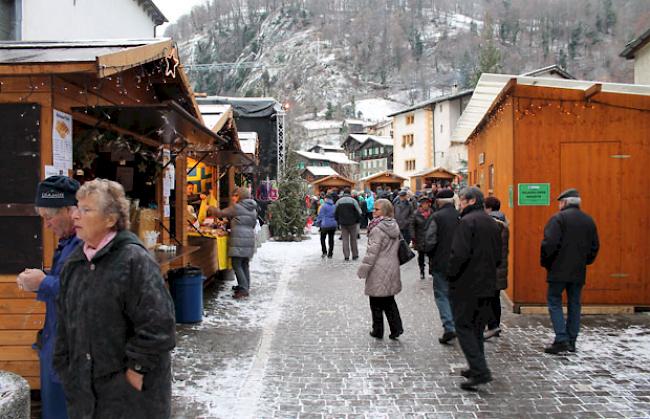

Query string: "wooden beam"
[71, 111, 160, 148]
[0, 62, 96, 76]
[584, 83, 602, 100]
[97, 40, 172, 78]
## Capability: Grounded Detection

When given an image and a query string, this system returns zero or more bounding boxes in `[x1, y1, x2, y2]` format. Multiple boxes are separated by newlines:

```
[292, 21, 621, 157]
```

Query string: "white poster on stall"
[44, 165, 63, 178]
[163, 204, 170, 218]
[163, 171, 171, 197]
[52, 109, 73, 173]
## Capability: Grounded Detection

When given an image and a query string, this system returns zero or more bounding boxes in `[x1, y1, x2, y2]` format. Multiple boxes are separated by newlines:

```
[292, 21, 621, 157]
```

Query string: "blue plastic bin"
[168, 266, 204, 323]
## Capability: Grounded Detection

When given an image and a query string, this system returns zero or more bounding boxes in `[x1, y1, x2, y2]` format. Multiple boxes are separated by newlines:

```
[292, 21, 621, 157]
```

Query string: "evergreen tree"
[470, 14, 501, 87]
[268, 153, 308, 241]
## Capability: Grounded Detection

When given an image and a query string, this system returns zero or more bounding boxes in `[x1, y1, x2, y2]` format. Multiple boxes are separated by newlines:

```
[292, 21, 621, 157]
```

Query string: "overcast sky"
[154, 0, 209, 36]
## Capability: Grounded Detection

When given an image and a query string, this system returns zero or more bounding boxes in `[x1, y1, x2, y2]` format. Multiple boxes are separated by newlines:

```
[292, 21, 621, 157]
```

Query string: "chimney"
[451, 82, 459, 94]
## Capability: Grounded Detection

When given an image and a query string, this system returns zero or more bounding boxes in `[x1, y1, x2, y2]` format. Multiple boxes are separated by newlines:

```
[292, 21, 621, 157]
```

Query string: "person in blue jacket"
[17, 176, 81, 419]
[316, 193, 338, 258]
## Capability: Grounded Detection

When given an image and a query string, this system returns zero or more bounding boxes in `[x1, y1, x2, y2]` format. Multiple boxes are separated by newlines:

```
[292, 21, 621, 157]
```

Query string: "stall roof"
[451, 73, 650, 145]
[359, 171, 407, 182]
[238, 132, 258, 155]
[198, 96, 282, 118]
[311, 174, 356, 186]
[74, 101, 225, 147]
[303, 166, 339, 177]
[199, 104, 233, 131]
[412, 167, 458, 179]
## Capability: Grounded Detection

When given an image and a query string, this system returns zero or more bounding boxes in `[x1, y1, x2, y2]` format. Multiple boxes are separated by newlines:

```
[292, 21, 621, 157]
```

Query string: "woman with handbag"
[357, 199, 404, 340]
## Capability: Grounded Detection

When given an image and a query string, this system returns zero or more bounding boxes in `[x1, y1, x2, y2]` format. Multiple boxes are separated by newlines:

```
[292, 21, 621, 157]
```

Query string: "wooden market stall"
[455, 73, 650, 311]
[186, 104, 256, 280]
[0, 39, 225, 388]
[310, 174, 356, 195]
[358, 171, 406, 193]
[409, 167, 458, 192]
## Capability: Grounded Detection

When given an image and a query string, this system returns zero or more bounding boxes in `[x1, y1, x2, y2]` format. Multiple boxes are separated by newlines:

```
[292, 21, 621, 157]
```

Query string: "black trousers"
[369, 296, 403, 336]
[320, 228, 335, 255]
[487, 290, 502, 330]
[452, 295, 492, 377]
[417, 251, 427, 274]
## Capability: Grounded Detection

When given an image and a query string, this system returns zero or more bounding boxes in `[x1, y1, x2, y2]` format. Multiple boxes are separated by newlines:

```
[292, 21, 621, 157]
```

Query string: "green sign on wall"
[518, 183, 550, 206]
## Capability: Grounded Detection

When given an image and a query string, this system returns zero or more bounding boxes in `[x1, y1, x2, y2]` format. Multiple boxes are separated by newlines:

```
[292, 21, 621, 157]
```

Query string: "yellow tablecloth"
[188, 232, 232, 270]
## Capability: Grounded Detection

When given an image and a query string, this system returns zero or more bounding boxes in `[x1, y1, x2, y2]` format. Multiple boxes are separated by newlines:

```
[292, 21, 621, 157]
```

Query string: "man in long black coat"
[541, 188, 599, 354]
[447, 187, 501, 391]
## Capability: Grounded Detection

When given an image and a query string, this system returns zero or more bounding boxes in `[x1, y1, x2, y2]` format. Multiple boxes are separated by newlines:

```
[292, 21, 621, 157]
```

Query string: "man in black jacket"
[447, 187, 501, 391]
[541, 188, 599, 354]
[335, 188, 362, 260]
[426, 189, 460, 344]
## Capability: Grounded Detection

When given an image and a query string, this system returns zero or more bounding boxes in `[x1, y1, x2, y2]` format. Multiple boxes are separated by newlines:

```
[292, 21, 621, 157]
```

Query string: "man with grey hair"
[17, 175, 81, 419]
[541, 188, 599, 354]
[447, 186, 501, 391]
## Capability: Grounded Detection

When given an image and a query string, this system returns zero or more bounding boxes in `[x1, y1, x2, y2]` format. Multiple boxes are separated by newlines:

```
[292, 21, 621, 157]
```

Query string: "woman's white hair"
[77, 179, 130, 230]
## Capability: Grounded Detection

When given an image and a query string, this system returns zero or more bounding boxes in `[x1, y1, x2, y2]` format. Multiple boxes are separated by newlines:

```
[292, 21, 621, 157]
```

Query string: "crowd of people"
[312, 183, 599, 392]
[15, 173, 600, 417]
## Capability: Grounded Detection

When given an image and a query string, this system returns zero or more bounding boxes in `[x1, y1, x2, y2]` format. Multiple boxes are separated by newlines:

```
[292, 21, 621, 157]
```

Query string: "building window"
[402, 134, 414, 147]
[439, 104, 443, 113]
[298, 162, 305, 169]
[440, 124, 443, 133]
[379, 146, 384, 154]
[406, 114, 415, 125]
[405, 159, 416, 171]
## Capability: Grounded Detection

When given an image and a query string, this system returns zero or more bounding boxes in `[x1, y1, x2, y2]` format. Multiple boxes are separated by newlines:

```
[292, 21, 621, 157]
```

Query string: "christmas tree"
[269, 153, 308, 241]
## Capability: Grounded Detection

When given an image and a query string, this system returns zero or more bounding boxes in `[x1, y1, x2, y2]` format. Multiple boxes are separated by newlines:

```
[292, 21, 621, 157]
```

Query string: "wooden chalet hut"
[409, 167, 458, 192]
[311, 174, 356, 196]
[358, 171, 406, 193]
[453, 73, 650, 311]
[0, 39, 229, 388]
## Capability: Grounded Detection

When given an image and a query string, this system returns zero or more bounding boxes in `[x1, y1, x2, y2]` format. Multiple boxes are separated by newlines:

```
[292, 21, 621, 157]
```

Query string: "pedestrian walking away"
[17, 176, 81, 419]
[365, 192, 375, 223]
[357, 199, 404, 340]
[541, 188, 599, 354]
[357, 193, 369, 230]
[483, 196, 510, 341]
[316, 193, 338, 258]
[334, 188, 362, 260]
[412, 196, 434, 280]
[54, 179, 176, 419]
[426, 188, 460, 344]
[394, 190, 414, 244]
[447, 186, 502, 391]
[209, 187, 258, 299]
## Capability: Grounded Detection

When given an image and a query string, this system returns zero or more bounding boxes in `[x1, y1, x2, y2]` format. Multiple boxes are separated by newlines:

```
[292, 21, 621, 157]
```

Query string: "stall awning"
[188, 150, 255, 168]
[73, 101, 225, 148]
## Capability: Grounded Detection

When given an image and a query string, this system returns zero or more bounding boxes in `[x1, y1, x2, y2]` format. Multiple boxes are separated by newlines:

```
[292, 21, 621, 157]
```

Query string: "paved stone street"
[171, 234, 650, 419]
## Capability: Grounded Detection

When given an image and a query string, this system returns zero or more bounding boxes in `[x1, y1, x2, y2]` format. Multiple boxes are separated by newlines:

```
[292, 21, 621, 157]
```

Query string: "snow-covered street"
[171, 235, 650, 418]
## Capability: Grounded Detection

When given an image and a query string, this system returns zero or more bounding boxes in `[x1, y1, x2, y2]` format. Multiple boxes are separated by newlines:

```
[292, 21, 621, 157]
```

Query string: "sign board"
[52, 109, 73, 173]
[518, 183, 550, 206]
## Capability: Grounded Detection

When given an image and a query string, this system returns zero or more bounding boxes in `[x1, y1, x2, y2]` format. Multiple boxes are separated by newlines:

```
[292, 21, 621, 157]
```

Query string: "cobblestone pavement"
[171, 234, 650, 419]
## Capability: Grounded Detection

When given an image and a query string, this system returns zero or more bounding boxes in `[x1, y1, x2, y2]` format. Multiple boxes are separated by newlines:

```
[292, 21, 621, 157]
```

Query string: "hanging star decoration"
[165, 47, 179, 79]
[138, 161, 148, 173]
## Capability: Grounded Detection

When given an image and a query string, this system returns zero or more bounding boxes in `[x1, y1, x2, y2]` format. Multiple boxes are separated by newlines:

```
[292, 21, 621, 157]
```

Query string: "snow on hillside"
[349, 98, 406, 122]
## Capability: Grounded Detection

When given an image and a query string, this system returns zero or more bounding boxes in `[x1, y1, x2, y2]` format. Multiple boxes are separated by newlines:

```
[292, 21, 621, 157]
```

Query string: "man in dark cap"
[17, 175, 81, 419]
[426, 189, 460, 344]
[447, 186, 502, 391]
[541, 188, 599, 354]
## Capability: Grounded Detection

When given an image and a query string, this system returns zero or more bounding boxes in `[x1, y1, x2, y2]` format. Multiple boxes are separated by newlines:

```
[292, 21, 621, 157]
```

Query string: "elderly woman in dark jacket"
[54, 179, 176, 419]
[357, 199, 404, 340]
[209, 187, 258, 299]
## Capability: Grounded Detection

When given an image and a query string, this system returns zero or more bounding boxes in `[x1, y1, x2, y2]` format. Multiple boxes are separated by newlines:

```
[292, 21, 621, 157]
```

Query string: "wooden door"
[560, 141, 626, 303]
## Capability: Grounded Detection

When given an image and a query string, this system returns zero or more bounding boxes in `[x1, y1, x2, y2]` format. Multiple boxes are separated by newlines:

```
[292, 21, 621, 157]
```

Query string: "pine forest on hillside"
[165, 0, 649, 129]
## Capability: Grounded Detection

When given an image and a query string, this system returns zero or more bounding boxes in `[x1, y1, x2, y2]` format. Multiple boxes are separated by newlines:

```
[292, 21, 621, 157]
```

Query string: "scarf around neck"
[368, 216, 385, 233]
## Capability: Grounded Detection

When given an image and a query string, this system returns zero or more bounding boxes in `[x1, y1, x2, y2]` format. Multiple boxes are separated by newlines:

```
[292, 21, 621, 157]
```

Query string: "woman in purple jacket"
[316, 194, 338, 258]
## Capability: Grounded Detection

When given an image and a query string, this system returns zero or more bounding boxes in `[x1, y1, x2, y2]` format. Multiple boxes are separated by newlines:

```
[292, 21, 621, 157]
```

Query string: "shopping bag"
[398, 235, 415, 265]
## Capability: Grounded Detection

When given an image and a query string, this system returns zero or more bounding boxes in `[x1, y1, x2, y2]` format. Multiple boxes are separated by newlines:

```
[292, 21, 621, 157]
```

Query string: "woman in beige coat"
[357, 199, 404, 340]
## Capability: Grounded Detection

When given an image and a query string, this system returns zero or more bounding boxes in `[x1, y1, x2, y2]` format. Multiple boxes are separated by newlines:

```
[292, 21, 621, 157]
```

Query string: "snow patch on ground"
[351, 98, 406, 122]
[172, 238, 314, 418]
